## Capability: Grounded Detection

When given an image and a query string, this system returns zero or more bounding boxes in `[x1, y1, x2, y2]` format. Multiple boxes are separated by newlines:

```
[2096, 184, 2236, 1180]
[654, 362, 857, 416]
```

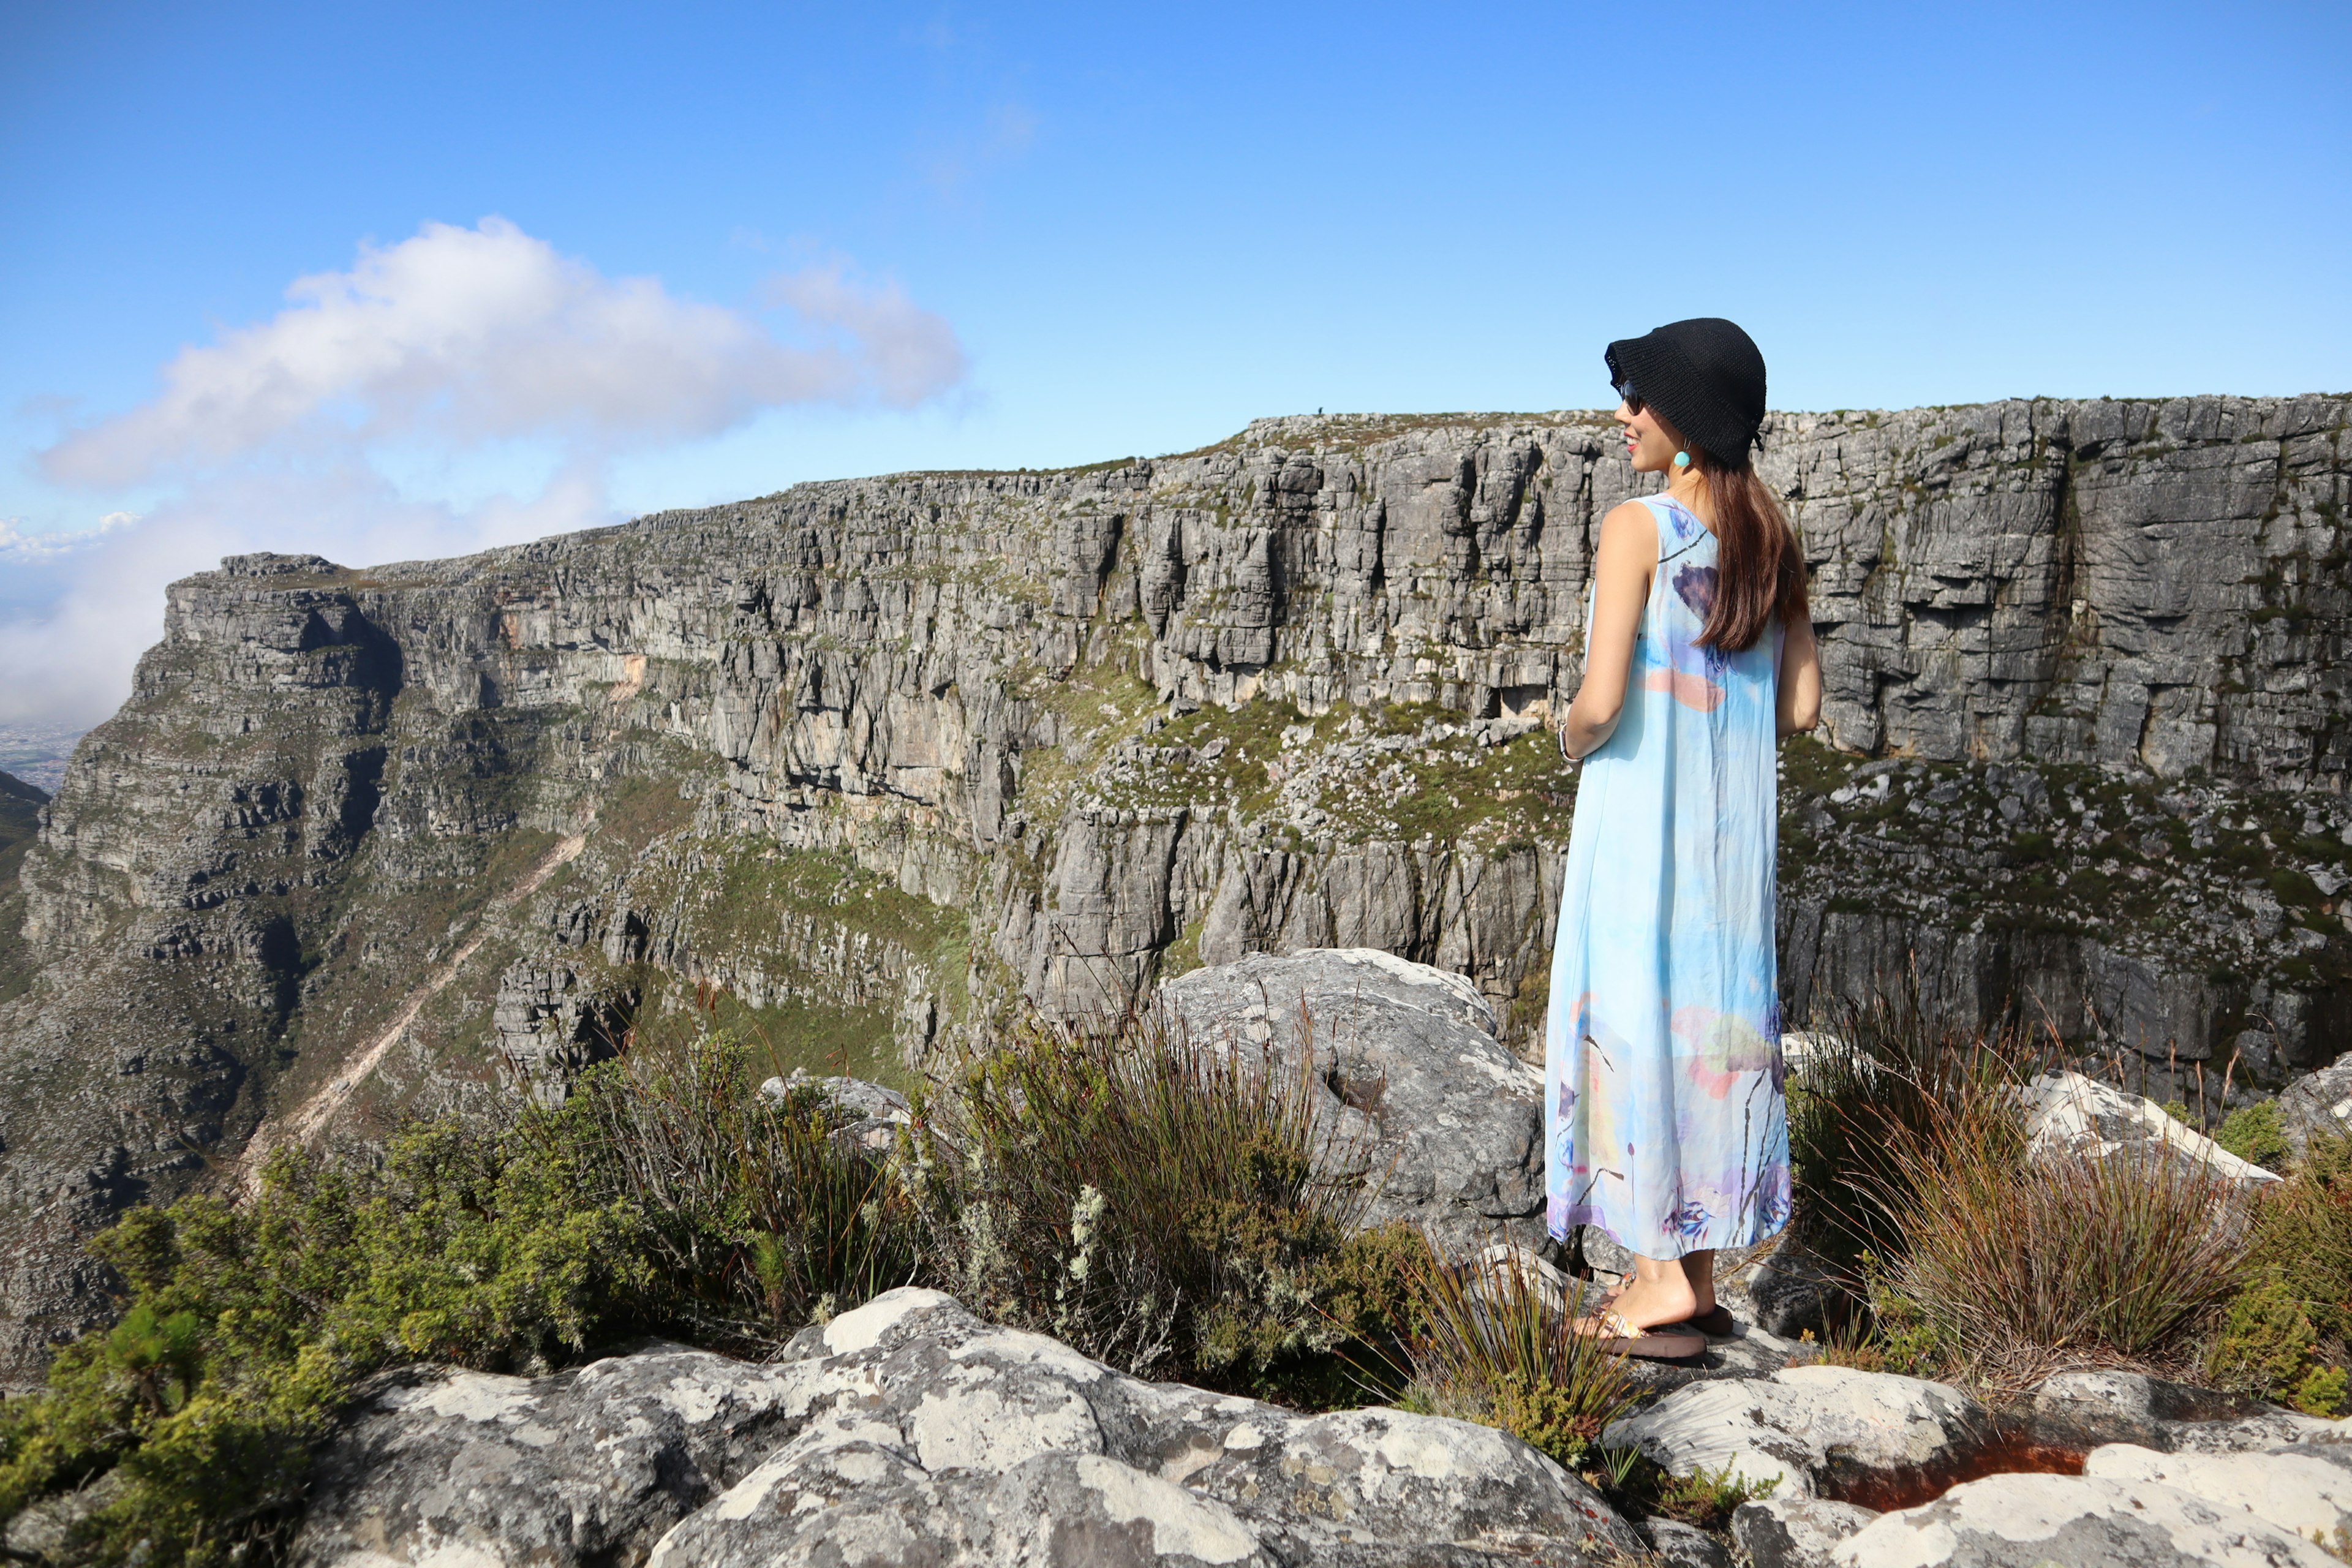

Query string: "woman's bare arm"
[1777, 616, 1822, 737]
[1563, 502, 1657, 759]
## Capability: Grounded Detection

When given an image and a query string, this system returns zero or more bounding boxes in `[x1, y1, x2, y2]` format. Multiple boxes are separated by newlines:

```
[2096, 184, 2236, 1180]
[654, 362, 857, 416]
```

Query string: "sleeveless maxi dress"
[1544, 492, 1792, 1258]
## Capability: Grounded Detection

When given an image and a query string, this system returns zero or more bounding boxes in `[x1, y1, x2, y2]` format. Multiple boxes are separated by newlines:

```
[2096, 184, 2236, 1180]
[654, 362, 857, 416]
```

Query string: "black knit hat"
[1604, 317, 1768, 467]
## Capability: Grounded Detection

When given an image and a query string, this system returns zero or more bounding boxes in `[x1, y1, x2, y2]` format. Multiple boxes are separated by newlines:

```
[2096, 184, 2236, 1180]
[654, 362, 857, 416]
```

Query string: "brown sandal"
[1683, 1305, 1736, 1338]
[1587, 1288, 1735, 1341]
[1576, 1308, 1706, 1361]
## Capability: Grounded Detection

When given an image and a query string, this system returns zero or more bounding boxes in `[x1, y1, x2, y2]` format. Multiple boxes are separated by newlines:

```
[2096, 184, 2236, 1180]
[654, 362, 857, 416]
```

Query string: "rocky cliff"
[2, 395, 2348, 1384]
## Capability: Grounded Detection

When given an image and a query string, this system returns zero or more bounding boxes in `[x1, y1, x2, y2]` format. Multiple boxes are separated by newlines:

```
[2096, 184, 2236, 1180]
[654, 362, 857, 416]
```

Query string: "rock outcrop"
[4, 396, 2350, 1382]
[250, 1287, 2352, 1568]
[1600, 1365, 1993, 1507]
[289, 1287, 1645, 1568]
[1158, 947, 1544, 1255]
[1831, 1466, 2340, 1567]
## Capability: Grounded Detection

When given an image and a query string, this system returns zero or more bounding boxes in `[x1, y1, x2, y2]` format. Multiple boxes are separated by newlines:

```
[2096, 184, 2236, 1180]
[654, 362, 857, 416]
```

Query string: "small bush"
[0, 1028, 921, 1566]
[0, 1120, 654, 1567]
[1876, 1088, 2248, 1388]
[2298, 1364, 2350, 1419]
[2207, 1273, 2323, 1401]
[1789, 1262, 1941, 1378]
[914, 1007, 1409, 1398]
[1397, 1246, 1635, 1473]
[2215, 1102, 2291, 1170]
[2244, 1129, 2352, 1343]
[2209, 1128, 2352, 1409]
[561, 1030, 921, 1343]
[1631, 1457, 1780, 1530]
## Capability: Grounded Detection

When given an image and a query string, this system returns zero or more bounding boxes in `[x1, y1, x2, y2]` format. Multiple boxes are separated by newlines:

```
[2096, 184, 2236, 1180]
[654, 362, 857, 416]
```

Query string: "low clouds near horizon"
[4, 217, 968, 729]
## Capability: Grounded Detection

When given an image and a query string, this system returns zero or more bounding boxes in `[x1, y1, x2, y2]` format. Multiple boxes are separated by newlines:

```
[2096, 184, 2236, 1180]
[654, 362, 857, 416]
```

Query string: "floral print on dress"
[1544, 494, 1792, 1257]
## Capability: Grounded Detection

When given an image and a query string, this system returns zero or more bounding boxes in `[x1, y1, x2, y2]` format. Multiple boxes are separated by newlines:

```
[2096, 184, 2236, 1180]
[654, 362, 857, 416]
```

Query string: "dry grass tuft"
[560, 1028, 922, 1344]
[1873, 1086, 2249, 1390]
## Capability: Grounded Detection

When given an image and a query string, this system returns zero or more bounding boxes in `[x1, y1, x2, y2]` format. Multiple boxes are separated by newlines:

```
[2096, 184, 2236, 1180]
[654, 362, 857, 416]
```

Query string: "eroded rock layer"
[2, 396, 2348, 1382]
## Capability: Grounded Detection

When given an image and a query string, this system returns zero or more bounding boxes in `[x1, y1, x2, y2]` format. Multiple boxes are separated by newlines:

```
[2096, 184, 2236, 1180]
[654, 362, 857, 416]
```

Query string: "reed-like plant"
[1399, 1244, 1636, 1474]
[1784, 991, 2043, 1279]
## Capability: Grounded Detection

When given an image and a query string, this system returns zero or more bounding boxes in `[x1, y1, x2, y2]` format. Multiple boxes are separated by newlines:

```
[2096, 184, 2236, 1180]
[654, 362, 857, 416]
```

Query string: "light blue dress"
[1544, 493, 1792, 1259]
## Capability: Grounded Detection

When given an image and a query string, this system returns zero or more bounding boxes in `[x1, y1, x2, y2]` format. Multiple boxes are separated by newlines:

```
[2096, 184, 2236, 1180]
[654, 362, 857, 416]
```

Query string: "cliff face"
[1, 396, 2347, 1382]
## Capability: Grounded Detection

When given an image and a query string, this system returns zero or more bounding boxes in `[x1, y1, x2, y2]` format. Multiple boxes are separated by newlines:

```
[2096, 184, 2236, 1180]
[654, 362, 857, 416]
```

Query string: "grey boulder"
[1156, 948, 1544, 1256]
[1640, 1517, 1733, 1567]
[1830, 1470, 2339, 1567]
[2021, 1368, 2336, 1455]
[2278, 1060, 2352, 1156]
[1600, 1364, 1989, 1504]
[290, 1346, 812, 1568]
[652, 1287, 1641, 1566]
[1738, 1238, 1847, 1342]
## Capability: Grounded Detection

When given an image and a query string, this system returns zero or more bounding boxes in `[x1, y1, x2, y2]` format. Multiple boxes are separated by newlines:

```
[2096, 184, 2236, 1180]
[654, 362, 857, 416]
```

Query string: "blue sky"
[1, 0, 2347, 723]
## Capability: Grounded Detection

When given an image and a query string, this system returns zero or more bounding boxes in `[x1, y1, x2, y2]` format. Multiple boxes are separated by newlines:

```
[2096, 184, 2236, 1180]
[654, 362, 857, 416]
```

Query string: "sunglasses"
[1616, 383, 1644, 415]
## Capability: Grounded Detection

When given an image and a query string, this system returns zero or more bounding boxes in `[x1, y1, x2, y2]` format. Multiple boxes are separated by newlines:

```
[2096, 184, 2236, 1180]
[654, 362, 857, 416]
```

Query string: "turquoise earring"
[1673, 450, 1691, 469]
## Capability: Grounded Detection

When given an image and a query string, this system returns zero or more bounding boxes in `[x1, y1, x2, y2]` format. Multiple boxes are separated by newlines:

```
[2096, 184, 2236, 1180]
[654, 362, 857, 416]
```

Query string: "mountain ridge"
[1, 394, 2347, 1385]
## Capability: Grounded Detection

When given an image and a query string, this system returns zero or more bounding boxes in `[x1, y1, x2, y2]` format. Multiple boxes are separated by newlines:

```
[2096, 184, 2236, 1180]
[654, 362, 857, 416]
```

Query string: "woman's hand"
[1563, 502, 1657, 759]
[1777, 616, 1822, 737]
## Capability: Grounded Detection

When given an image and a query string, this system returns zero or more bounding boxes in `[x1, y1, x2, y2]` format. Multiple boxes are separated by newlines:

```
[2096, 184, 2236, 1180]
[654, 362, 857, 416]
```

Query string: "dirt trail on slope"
[240, 829, 588, 1191]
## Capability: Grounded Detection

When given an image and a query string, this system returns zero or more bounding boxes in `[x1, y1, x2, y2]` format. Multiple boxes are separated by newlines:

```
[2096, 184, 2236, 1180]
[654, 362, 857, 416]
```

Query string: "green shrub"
[2297, 1365, 2350, 1419]
[0, 1028, 921, 1566]
[2209, 1129, 2352, 1409]
[0, 1118, 654, 1567]
[2244, 1129, 2352, 1343]
[2207, 1272, 2323, 1403]
[913, 1008, 1407, 1396]
[2216, 1102, 2291, 1170]
[1635, 1458, 1781, 1530]
[1787, 1257, 1944, 1378]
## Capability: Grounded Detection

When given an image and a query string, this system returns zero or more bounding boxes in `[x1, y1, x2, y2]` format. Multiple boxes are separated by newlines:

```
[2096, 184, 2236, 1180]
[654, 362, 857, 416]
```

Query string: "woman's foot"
[1590, 1280, 1720, 1322]
[1599, 1271, 1698, 1333]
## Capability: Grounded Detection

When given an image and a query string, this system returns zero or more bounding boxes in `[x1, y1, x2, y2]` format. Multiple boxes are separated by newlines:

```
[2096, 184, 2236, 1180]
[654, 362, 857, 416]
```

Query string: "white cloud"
[0, 467, 610, 728]
[43, 217, 968, 486]
[9, 219, 970, 729]
[0, 511, 138, 564]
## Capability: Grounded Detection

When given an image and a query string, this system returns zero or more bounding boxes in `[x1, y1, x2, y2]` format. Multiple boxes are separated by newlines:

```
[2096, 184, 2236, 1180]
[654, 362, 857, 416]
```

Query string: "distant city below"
[0, 723, 83, 795]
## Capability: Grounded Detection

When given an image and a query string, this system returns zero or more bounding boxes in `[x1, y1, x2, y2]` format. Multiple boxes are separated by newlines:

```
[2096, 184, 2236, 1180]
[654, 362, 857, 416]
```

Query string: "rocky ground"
[10, 951, 2343, 1568]
[190, 1292, 2352, 1568]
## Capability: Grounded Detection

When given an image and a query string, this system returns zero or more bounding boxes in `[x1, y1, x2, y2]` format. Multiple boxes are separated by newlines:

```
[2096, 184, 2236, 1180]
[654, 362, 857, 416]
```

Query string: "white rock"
[1600, 1363, 1987, 1501]
[2019, 1069, 2279, 1184]
[1831, 1470, 2337, 1567]
[2085, 1441, 2352, 1539]
[1732, 1496, 1880, 1568]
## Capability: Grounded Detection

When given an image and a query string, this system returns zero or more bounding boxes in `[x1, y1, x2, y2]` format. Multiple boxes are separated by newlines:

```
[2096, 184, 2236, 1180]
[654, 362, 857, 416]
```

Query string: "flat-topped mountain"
[2, 395, 2348, 1384]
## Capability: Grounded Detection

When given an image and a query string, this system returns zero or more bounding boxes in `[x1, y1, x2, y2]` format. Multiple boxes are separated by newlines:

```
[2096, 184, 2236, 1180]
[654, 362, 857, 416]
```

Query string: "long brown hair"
[1660, 414, 1807, 652]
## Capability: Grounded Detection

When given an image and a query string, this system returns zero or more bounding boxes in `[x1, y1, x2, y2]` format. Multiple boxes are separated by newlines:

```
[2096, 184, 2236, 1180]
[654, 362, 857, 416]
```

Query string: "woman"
[1547, 317, 1822, 1359]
